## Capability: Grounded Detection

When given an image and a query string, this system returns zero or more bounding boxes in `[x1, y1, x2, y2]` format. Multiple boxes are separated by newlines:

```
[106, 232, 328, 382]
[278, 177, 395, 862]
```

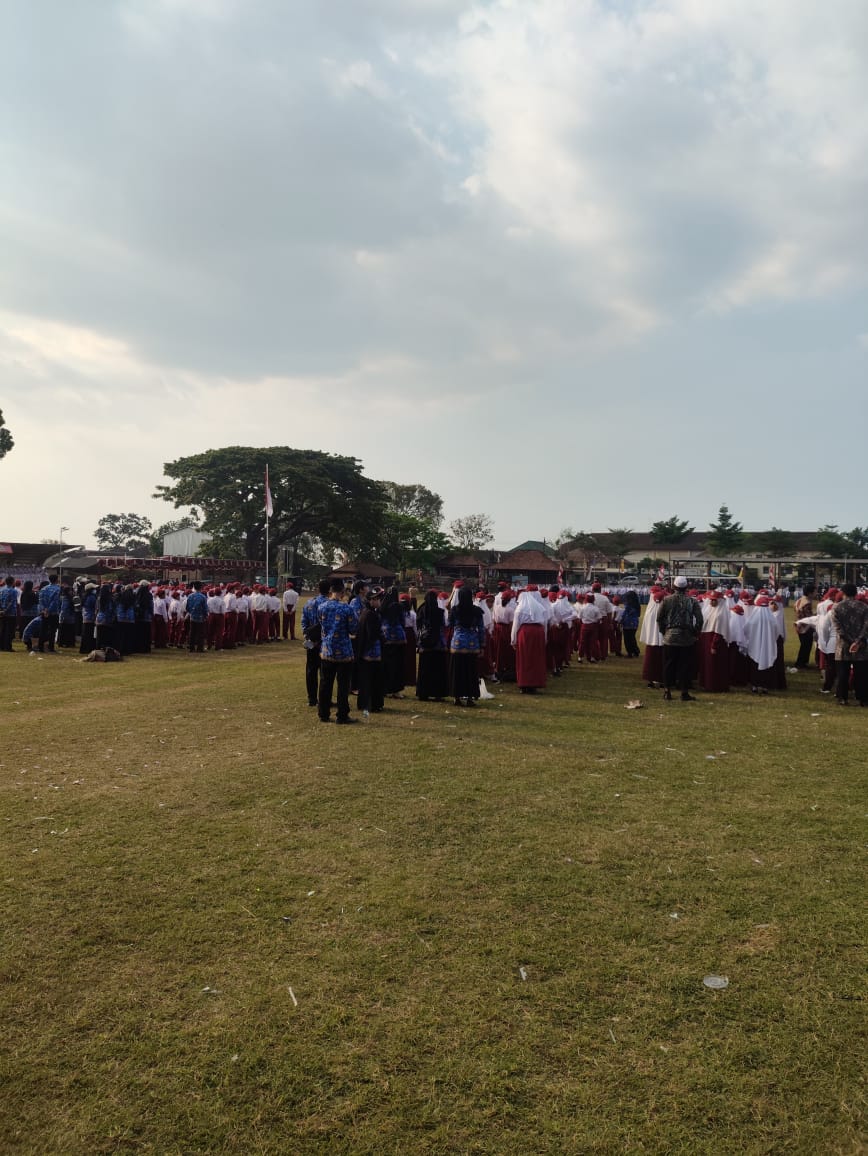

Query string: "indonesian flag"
[557, 563, 564, 586]
[657, 563, 666, 584]
[265, 465, 274, 518]
[767, 564, 775, 590]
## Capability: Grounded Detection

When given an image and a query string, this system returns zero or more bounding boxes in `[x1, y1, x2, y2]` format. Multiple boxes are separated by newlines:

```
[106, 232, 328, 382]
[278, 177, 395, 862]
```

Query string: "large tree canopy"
[94, 512, 153, 553]
[155, 447, 385, 561]
[448, 513, 494, 552]
[376, 481, 443, 528]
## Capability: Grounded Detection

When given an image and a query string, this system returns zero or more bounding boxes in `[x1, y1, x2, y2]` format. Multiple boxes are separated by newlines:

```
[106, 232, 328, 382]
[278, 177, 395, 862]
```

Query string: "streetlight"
[59, 525, 69, 582]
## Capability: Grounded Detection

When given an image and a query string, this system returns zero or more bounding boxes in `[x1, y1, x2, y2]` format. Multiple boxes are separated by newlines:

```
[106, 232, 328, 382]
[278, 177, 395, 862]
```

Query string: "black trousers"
[37, 615, 58, 650]
[357, 660, 384, 713]
[836, 659, 868, 705]
[622, 627, 640, 657]
[663, 644, 694, 693]
[795, 629, 814, 667]
[319, 660, 352, 721]
[0, 615, 16, 651]
[305, 647, 321, 705]
[188, 620, 206, 652]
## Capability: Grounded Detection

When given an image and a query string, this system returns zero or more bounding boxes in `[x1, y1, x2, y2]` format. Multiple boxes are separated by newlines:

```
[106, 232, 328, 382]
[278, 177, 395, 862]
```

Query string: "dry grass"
[1, 625, 865, 1154]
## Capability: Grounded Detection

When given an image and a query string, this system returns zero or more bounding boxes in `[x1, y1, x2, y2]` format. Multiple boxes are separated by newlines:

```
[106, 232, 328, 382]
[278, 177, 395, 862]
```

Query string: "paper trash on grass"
[625, 700, 643, 710]
[518, 966, 529, 982]
[702, 975, 729, 990]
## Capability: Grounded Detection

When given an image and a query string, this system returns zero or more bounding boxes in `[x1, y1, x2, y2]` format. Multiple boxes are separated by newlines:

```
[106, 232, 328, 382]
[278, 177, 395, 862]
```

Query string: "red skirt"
[698, 632, 730, 692]
[515, 623, 547, 688]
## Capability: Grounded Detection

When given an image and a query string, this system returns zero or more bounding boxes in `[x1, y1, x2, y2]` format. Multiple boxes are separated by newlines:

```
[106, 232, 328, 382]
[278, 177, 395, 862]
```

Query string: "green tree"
[448, 513, 494, 552]
[155, 446, 384, 565]
[571, 532, 599, 577]
[750, 527, 794, 556]
[94, 512, 153, 553]
[606, 527, 634, 567]
[0, 409, 13, 459]
[814, 524, 849, 558]
[637, 555, 666, 575]
[842, 527, 868, 557]
[377, 481, 444, 527]
[148, 516, 200, 556]
[554, 528, 576, 563]
[368, 513, 453, 575]
[705, 504, 744, 559]
[650, 516, 693, 551]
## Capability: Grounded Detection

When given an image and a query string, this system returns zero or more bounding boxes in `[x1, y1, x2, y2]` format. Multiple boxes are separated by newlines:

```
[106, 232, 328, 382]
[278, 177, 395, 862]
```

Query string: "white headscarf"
[745, 604, 778, 671]
[511, 591, 548, 645]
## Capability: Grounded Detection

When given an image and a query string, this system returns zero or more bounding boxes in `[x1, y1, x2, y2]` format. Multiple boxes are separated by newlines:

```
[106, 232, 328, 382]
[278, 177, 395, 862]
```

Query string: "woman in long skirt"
[416, 591, 449, 701]
[448, 586, 486, 706]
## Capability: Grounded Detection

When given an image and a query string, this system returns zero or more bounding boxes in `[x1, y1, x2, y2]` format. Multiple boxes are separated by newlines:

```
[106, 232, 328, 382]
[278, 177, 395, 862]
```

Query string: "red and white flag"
[656, 563, 666, 584]
[767, 564, 775, 591]
[265, 465, 274, 518]
[557, 563, 564, 586]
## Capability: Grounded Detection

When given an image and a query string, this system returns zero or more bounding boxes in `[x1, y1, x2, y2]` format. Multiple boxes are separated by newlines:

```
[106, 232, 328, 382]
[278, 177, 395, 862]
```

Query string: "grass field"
[1, 620, 865, 1154]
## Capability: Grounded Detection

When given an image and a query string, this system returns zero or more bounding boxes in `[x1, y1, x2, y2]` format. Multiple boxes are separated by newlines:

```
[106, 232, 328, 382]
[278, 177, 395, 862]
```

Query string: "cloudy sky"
[2, 0, 866, 551]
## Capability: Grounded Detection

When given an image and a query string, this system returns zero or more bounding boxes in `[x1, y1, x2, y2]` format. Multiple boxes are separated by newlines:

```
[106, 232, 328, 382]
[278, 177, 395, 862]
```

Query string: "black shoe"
[662, 689, 672, 701]
[335, 717, 357, 725]
[836, 699, 848, 706]
[681, 693, 697, 702]
[319, 717, 332, 723]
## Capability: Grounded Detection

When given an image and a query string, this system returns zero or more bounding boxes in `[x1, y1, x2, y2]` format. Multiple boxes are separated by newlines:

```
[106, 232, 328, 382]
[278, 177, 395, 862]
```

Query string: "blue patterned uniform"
[449, 613, 486, 654]
[0, 586, 18, 615]
[381, 619, 406, 644]
[38, 583, 61, 616]
[81, 592, 97, 624]
[185, 591, 208, 622]
[318, 599, 359, 662]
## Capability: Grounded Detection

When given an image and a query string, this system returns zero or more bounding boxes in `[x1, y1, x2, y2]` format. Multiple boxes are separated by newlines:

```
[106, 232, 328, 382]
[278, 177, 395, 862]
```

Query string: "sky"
[1, 0, 866, 551]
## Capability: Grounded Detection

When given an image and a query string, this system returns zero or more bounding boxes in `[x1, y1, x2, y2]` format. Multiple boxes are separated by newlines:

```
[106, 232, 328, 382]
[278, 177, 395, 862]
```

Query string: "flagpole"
[265, 462, 270, 586]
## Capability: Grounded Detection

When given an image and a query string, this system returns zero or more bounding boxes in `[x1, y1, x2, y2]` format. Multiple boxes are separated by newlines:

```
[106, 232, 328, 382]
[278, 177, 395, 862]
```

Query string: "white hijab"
[511, 591, 548, 644]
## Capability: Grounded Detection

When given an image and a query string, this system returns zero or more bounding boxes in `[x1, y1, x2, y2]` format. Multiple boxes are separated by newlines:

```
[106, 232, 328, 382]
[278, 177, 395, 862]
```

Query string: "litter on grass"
[703, 975, 729, 990]
[625, 700, 643, 709]
[518, 966, 529, 982]
[288, 986, 298, 1007]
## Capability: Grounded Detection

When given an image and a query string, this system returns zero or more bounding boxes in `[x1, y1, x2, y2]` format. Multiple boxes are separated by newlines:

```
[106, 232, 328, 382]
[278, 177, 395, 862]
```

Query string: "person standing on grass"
[830, 584, 868, 706]
[317, 578, 359, 724]
[657, 576, 703, 701]
[355, 589, 385, 716]
[416, 589, 449, 701]
[37, 574, 61, 652]
[0, 576, 18, 651]
[793, 583, 816, 668]
[448, 584, 486, 706]
[302, 578, 330, 706]
[185, 581, 208, 653]
[282, 581, 299, 640]
[379, 588, 407, 699]
[620, 590, 641, 658]
[511, 588, 548, 694]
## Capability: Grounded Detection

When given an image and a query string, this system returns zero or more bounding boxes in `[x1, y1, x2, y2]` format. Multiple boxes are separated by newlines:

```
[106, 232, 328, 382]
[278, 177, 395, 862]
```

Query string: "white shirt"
[283, 588, 299, 611]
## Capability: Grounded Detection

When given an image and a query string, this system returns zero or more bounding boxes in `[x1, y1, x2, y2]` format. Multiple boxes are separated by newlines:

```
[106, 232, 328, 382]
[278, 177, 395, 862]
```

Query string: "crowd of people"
[0, 575, 300, 655]
[3, 571, 866, 709]
[298, 575, 868, 722]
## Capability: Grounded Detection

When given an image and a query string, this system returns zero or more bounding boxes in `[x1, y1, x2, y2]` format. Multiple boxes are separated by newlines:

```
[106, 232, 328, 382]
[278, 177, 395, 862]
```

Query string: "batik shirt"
[448, 611, 486, 654]
[185, 591, 209, 623]
[0, 586, 18, 615]
[318, 598, 358, 662]
[38, 583, 61, 615]
[302, 593, 327, 649]
[380, 618, 406, 645]
[830, 599, 868, 662]
[81, 592, 97, 623]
